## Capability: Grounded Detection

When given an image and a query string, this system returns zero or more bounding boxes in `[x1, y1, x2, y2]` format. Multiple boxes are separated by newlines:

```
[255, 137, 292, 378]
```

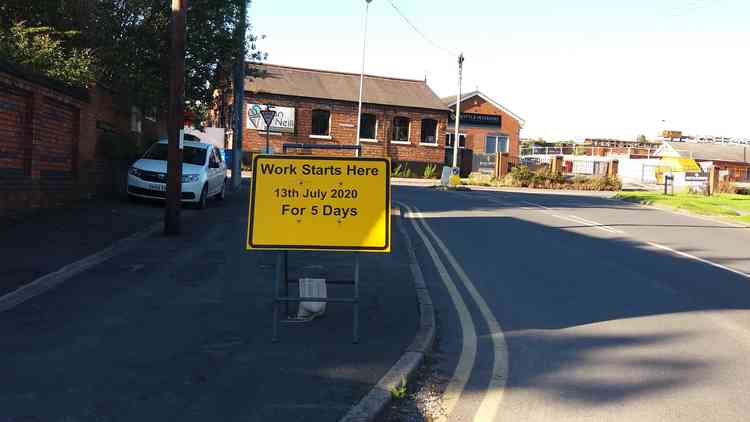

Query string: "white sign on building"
[247, 103, 295, 133]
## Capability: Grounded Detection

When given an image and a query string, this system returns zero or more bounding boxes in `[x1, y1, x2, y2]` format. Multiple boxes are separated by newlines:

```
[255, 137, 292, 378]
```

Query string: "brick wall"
[0, 70, 91, 214]
[241, 93, 449, 164]
[0, 65, 148, 216]
[448, 95, 522, 156]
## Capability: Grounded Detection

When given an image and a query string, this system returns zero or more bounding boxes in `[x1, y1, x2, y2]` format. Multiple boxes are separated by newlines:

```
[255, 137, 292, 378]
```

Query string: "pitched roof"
[244, 63, 449, 112]
[661, 141, 750, 164]
[442, 90, 525, 127]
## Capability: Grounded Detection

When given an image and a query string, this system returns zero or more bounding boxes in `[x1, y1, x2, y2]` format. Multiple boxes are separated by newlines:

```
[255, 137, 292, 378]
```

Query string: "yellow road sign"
[247, 155, 391, 252]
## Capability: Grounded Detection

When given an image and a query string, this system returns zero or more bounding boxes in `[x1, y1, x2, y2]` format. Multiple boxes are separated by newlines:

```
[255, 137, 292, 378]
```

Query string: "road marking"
[397, 201, 477, 418]
[643, 241, 750, 280]
[565, 214, 624, 234]
[475, 192, 750, 280]
[405, 203, 509, 422]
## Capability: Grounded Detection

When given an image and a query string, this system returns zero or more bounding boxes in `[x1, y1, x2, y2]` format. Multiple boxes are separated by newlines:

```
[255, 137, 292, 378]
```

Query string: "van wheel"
[197, 184, 208, 209]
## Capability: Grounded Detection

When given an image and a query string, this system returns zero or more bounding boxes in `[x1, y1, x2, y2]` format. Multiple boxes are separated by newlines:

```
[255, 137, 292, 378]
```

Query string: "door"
[208, 147, 222, 194]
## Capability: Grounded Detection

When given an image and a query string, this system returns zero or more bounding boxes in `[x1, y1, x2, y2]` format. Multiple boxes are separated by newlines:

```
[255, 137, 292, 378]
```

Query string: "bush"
[423, 163, 437, 179]
[498, 165, 621, 191]
[717, 180, 737, 194]
[503, 165, 535, 187]
[392, 163, 413, 178]
[588, 176, 621, 191]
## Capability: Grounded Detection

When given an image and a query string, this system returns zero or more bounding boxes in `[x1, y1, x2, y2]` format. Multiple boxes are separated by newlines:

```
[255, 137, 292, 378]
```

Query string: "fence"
[520, 146, 658, 158]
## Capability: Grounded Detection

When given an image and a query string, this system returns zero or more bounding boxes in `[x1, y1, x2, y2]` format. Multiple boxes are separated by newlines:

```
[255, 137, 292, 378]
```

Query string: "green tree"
[0, 0, 264, 121]
[0, 22, 95, 87]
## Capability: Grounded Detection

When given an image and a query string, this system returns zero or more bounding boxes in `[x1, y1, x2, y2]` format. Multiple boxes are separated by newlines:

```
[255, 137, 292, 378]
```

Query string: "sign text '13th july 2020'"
[246, 156, 391, 252]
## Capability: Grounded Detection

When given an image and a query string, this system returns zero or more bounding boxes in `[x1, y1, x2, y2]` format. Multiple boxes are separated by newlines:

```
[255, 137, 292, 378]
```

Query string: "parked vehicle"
[127, 139, 227, 208]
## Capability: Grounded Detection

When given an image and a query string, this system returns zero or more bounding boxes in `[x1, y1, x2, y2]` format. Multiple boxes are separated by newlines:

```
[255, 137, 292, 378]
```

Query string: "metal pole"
[231, 0, 246, 190]
[283, 250, 289, 317]
[355, 0, 373, 158]
[266, 124, 270, 154]
[272, 253, 282, 342]
[165, 0, 187, 236]
[451, 53, 464, 169]
[353, 253, 360, 344]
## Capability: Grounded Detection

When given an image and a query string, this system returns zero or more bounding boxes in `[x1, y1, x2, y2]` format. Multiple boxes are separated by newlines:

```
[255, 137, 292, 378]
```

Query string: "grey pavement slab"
[0, 197, 167, 296]
[0, 187, 418, 422]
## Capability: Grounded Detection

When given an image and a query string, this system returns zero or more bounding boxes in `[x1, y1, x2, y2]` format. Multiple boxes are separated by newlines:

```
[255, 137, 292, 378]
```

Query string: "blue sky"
[249, 0, 750, 140]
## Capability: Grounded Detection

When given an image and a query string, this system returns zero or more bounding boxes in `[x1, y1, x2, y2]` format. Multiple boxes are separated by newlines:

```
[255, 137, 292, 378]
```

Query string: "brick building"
[0, 60, 161, 216]
[443, 91, 525, 158]
[214, 64, 450, 172]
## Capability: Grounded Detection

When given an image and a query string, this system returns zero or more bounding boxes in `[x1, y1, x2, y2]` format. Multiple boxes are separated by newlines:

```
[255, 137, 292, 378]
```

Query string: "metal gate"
[472, 152, 496, 175]
[642, 164, 659, 184]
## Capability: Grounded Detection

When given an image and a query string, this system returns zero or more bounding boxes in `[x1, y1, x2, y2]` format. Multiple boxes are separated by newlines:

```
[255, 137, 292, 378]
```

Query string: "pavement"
[0, 197, 168, 296]
[0, 185, 420, 422]
[395, 186, 750, 422]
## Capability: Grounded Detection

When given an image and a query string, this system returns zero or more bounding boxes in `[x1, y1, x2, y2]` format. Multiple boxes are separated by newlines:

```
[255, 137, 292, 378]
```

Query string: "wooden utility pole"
[165, 0, 187, 235]
[231, 0, 246, 190]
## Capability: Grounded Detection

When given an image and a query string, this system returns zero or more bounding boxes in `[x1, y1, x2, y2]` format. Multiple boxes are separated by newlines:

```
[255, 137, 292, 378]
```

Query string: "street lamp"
[355, 0, 373, 158]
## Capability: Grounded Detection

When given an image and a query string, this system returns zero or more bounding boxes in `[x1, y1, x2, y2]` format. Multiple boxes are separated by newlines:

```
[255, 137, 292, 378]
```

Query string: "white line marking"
[565, 214, 624, 234]
[644, 241, 750, 280]
[478, 193, 750, 279]
[397, 202, 477, 418]
[407, 203, 509, 422]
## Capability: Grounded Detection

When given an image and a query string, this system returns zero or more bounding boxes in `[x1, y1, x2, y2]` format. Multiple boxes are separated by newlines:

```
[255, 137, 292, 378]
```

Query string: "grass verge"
[615, 191, 750, 223]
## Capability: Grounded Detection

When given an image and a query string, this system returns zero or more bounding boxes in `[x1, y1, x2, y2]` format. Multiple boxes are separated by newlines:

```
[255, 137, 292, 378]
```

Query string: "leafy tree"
[0, 0, 264, 122]
[637, 134, 647, 142]
[0, 22, 95, 87]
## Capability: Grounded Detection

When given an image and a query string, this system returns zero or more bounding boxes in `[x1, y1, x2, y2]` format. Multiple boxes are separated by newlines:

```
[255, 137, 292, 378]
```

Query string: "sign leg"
[284, 251, 290, 318]
[353, 253, 360, 344]
[272, 253, 282, 343]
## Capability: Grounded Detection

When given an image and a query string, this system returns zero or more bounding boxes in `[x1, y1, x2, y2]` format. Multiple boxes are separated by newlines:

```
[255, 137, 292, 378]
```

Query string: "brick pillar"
[708, 166, 720, 196]
[551, 155, 563, 175]
[607, 160, 619, 178]
[497, 152, 510, 178]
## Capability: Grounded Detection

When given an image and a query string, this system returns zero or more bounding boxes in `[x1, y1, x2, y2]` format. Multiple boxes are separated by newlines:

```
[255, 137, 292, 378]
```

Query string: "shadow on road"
[398, 186, 750, 408]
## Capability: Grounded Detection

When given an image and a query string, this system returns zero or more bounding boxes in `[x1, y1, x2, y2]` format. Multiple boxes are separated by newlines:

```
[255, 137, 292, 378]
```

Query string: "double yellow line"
[398, 201, 509, 422]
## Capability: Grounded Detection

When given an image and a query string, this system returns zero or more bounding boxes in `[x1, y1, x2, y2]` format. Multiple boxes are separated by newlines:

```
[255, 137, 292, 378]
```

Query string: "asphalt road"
[395, 186, 750, 422]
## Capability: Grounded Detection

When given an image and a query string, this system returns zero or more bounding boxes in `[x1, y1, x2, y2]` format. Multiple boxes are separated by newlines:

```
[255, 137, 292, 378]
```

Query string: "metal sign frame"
[246, 150, 391, 344]
[247, 155, 391, 252]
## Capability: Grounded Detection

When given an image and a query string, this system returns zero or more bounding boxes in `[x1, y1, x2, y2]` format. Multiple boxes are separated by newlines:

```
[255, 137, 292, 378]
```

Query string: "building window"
[360, 113, 377, 140]
[420, 119, 438, 144]
[485, 136, 497, 154]
[445, 133, 466, 148]
[391, 116, 410, 143]
[485, 135, 508, 154]
[311, 109, 330, 136]
[498, 135, 509, 153]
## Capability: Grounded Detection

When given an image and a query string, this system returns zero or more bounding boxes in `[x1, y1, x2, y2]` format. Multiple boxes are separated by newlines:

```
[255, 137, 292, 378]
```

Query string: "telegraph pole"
[355, 0, 373, 158]
[451, 53, 464, 169]
[231, 0, 247, 190]
[165, 0, 187, 235]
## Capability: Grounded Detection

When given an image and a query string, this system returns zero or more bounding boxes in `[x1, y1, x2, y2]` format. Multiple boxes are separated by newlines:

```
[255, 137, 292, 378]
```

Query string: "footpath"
[0, 186, 421, 421]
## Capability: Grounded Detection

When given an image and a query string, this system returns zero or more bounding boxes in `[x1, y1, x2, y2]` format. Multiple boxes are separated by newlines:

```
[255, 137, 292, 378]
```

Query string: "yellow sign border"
[246, 155, 391, 252]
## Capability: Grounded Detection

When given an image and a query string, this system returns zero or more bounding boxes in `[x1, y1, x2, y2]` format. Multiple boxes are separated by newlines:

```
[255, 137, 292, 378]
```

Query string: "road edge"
[612, 195, 750, 228]
[338, 207, 436, 422]
[0, 221, 164, 313]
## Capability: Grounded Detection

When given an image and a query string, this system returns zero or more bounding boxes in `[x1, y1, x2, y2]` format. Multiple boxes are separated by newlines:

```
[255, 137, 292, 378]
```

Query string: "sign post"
[260, 106, 276, 155]
[247, 155, 391, 343]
